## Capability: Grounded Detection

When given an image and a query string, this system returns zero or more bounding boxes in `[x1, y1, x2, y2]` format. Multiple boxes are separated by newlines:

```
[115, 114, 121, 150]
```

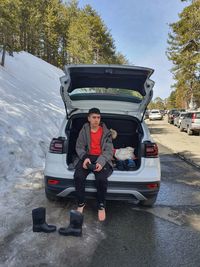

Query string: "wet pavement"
[1, 126, 200, 266]
[87, 143, 200, 267]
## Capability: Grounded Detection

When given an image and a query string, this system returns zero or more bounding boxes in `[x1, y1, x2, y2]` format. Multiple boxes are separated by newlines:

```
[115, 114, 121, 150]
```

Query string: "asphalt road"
[146, 116, 200, 168]
[1, 121, 200, 267]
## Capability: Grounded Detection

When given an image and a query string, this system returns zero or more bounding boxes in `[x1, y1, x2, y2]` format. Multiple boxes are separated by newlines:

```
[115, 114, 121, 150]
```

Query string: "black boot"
[58, 210, 83, 237]
[32, 207, 56, 233]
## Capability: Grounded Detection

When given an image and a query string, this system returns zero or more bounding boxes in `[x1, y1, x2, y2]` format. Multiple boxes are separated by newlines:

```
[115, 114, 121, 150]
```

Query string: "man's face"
[88, 113, 101, 127]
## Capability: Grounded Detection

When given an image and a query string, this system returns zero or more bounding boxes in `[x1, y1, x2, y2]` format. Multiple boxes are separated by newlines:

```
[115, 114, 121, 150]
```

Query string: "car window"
[185, 113, 189, 118]
[69, 87, 143, 100]
[151, 111, 159, 113]
[195, 112, 200, 119]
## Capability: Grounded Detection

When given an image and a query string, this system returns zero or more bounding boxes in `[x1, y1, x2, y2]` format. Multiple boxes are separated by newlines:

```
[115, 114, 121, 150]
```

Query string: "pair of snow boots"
[32, 207, 83, 236]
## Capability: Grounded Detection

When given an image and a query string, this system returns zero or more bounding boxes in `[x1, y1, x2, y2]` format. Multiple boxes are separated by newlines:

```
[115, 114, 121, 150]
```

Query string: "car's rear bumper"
[149, 117, 162, 120]
[45, 176, 160, 201]
[191, 125, 200, 131]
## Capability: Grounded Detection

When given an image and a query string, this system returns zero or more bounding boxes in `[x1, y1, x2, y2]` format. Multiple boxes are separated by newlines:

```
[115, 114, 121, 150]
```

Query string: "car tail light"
[49, 138, 65, 154]
[145, 143, 158, 158]
[192, 113, 196, 123]
[146, 183, 159, 189]
[48, 179, 59, 185]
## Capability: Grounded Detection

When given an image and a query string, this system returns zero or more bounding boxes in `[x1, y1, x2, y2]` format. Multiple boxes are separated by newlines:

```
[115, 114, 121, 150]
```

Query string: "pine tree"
[67, 4, 126, 64]
[0, 0, 127, 68]
[167, 0, 200, 108]
[0, 0, 21, 66]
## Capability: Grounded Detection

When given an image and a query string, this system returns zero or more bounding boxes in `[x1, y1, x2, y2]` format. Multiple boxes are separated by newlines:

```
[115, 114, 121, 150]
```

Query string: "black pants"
[74, 155, 113, 206]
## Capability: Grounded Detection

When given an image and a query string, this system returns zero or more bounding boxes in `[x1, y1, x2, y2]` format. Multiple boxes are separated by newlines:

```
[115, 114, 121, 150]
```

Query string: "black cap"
[88, 108, 101, 115]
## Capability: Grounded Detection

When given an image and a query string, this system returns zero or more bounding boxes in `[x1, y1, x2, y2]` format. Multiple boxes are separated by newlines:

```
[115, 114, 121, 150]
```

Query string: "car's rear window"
[195, 112, 200, 119]
[151, 111, 159, 113]
[69, 87, 143, 100]
[170, 110, 178, 114]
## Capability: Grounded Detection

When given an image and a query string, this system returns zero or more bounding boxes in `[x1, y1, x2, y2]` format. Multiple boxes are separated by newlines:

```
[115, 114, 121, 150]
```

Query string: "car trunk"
[60, 65, 155, 121]
[66, 113, 143, 170]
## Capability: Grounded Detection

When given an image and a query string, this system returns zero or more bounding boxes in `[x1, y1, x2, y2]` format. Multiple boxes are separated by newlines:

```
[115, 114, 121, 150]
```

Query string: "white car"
[174, 112, 187, 127]
[44, 65, 161, 206]
[180, 111, 200, 135]
[149, 110, 163, 120]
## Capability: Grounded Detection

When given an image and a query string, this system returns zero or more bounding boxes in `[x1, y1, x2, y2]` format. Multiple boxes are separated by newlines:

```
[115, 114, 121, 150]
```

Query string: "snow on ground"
[0, 51, 65, 192]
[0, 53, 107, 267]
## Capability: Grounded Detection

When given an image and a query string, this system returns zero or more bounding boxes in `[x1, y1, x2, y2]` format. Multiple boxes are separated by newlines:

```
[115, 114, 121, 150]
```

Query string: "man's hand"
[83, 158, 91, 169]
[94, 163, 103, 172]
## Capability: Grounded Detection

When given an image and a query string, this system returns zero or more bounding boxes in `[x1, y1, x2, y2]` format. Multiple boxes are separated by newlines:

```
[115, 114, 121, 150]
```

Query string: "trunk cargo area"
[66, 114, 143, 170]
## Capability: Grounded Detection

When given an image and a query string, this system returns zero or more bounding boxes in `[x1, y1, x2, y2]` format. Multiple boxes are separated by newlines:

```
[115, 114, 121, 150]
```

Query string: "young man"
[74, 108, 113, 221]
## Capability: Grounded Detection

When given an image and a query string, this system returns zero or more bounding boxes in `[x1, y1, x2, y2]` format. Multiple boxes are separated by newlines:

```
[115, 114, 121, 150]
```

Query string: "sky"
[78, 0, 189, 99]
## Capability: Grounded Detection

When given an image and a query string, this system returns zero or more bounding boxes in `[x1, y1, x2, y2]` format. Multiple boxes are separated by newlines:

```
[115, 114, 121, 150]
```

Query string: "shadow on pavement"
[148, 126, 171, 134]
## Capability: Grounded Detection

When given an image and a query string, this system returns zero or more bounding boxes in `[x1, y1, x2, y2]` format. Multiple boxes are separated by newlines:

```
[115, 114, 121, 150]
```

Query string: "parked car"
[180, 111, 200, 135]
[174, 112, 187, 127]
[149, 109, 163, 120]
[44, 64, 161, 206]
[168, 109, 180, 124]
[159, 110, 165, 116]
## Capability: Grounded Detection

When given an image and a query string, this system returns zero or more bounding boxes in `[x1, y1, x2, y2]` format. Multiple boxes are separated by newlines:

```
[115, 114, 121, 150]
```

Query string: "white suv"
[44, 65, 161, 206]
[149, 109, 163, 120]
[180, 111, 200, 135]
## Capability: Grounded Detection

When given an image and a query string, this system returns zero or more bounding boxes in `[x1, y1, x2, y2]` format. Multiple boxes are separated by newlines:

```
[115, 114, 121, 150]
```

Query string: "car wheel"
[180, 124, 184, 132]
[187, 126, 193, 135]
[139, 195, 157, 207]
[45, 188, 61, 202]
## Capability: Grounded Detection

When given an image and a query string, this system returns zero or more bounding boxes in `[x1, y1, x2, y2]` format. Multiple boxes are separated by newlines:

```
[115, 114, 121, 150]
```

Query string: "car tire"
[45, 188, 61, 202]
[139, 195, 157, 207]
[187, 126, 193, 135]
[180, 124, 184, 132]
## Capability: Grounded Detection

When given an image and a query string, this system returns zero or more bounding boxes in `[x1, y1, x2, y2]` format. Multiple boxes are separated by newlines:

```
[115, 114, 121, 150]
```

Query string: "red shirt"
[89, 126, 103, 155]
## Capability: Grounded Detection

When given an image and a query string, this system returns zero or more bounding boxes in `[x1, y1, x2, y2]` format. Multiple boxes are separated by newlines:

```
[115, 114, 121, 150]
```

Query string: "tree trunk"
[1, 45, 6, 67]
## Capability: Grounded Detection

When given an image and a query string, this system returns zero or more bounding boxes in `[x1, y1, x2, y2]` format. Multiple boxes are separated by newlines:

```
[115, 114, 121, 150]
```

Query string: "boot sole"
[33, 227, 56, 233]
[58, 230, 82, 237]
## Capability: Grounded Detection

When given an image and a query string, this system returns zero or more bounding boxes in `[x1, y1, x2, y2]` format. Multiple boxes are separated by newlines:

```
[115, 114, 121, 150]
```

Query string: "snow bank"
[0, 52, 65, 185]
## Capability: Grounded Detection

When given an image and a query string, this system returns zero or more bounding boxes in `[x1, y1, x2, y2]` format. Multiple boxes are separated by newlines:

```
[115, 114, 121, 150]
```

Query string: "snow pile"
[0, 52, 65, 185]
